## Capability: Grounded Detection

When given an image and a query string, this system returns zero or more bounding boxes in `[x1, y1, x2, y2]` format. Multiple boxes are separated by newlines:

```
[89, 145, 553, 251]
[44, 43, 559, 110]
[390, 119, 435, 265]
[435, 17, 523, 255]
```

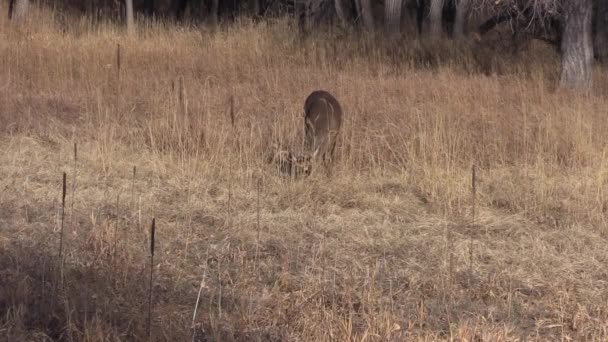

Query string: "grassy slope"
[1, 4, 607, 341]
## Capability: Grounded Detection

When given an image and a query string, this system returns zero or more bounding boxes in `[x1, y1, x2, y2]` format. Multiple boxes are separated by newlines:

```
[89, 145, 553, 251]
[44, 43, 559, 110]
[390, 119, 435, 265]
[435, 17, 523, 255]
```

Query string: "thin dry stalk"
[227, 95, 236, 212]
[179, 76, 187, 119]
[130, 166, 137, 242]
[191, 247, 209, 342]
[217, 255, 222, 319]
[69, 142, 77, 232]
[116, 43, 121, 86]
[229, 95, 235, 129]
[59, 172, 67, 264]
[113, 193, 120, 264]
[147, 217, 156, 341]
[472, 163, 477, 224]
[447, 226, 454, 284]
[255, 177, 261, 270]
[469, 164, 476, 280]
[131, 165, 136, 209]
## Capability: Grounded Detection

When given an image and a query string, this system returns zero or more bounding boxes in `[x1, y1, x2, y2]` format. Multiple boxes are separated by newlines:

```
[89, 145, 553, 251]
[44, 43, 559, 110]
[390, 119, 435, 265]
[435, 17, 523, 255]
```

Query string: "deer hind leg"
[322, 138, 335, 176]
[304, 117, 316, 153]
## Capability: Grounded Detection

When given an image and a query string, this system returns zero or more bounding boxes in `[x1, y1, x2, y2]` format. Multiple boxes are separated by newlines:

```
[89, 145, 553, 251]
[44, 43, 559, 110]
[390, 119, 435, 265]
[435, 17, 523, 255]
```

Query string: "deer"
[266, 90, 343, 178]
[303, 90, 343, 172]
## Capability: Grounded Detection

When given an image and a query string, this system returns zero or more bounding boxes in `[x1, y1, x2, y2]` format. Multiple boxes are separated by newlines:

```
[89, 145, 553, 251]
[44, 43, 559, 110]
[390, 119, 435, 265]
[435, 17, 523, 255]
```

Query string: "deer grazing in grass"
[267, 90, 343, 177]
[303, 90, 343, 171]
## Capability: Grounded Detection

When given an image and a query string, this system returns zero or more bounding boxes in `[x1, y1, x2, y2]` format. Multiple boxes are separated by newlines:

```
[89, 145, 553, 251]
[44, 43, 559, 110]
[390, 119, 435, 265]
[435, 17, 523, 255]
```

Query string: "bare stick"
[444, 223, 454, 288]
[131, 165, 136, 218]
[472, 163, 477, 225]
[227, 96, 236, 210]
[218, 255, 222, 319]
[147, 218, 156, 341]
[229, 95, 235, 129]
[59, 172, 67, 263]
[179, 76, 187, 118]
[113, 193, 120, 263]
[116, 43, 121, 83]
[69, 142, 77, 231]
[191, 248, 209, 342]
[131, 166, 136, 204]
[255, 178, 261, 270]
[469, 164, 477, 278]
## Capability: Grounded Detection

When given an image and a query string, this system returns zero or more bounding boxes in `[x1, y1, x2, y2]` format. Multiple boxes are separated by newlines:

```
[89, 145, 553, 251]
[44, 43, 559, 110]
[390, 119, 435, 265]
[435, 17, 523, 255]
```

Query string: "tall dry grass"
[1, 3, 607, 341]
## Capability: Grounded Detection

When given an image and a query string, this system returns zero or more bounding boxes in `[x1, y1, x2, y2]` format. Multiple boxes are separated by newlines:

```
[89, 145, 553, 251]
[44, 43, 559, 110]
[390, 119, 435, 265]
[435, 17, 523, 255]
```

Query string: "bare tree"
[334, 0, 351, 27]
[359, 0, 375, 32]
[595, 0, 608, 61]
[125, 0, 135, 34]
[210, 0, 219, 26]
[250, 0, 261, 17]
[473, 0, 594, 89]
[429, 0, 444, 40]
[385, 0, 402, 39]
[453, 0, 470, 39]
[559, 0, 594, 88]
[8, 0, 29, 22]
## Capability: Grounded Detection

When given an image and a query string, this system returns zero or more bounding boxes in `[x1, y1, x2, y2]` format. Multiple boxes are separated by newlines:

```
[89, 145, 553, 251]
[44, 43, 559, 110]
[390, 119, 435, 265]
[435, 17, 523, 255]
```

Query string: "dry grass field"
[1, 4, 608, 341]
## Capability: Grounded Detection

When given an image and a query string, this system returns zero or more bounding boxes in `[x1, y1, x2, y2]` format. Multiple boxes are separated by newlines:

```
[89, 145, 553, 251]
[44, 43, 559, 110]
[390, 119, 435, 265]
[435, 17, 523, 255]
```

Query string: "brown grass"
[1, 4, 608, 341]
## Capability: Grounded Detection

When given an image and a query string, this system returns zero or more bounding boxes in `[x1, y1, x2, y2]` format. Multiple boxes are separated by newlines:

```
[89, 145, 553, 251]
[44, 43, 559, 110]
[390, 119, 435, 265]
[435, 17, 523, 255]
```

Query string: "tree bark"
[143, 0, 154, 17]
[559, 0, 594, 89]
[125, 0, 135, 34]
[594, 0, 608, 62]
[453, 0, 470, 39]
[359, 0, 375, 32]
[250, 0, 261, 17]
[210, 0, 219, 26]
[384, 0, 402, 39]
[429, 0, 444, 40]
[334, 0, 350, 27]
[8, 0, 29, 22]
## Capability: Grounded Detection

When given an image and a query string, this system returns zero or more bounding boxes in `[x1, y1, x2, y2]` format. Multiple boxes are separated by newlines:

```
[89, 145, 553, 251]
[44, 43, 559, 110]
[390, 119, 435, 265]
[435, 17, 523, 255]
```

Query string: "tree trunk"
[250, 0, 261, 17]
[171, 0, 189, 20]
[453, 0, 469, 39]
[210, 0, 219, 26]
[359, 0, 374, 32]
[143, 0, 154, 17]
[384, 0, 402, 39]
[594, 0, 608, 62]
[559, 0, 594, 89]
[9, 0, 29, 22]
[125, 0, 135, 34]
[334, 0, 350, 27]
[429, 0, 444, 40]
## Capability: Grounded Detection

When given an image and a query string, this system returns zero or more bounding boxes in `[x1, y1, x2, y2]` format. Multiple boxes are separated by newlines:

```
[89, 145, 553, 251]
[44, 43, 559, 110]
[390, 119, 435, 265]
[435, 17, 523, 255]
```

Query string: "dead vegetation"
[1, 3, 608, 341]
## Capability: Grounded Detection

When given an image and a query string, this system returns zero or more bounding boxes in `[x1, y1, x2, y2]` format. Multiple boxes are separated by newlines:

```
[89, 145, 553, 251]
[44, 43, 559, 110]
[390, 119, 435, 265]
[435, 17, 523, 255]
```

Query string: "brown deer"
[303, 90, 343, 168]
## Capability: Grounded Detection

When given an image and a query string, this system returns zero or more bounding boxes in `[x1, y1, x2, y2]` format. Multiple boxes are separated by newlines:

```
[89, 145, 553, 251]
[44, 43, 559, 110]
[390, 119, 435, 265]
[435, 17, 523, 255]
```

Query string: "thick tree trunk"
[453, 0, 469, 39]
[8, 0, 29, 22]
[560, 0, 594, 89]
[359, 0, 375, 32]
[125, 0, 135, 33]
[384, 0, 402, 39]
[429, 0, 444, 40]
[594, 0, 608, 61]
